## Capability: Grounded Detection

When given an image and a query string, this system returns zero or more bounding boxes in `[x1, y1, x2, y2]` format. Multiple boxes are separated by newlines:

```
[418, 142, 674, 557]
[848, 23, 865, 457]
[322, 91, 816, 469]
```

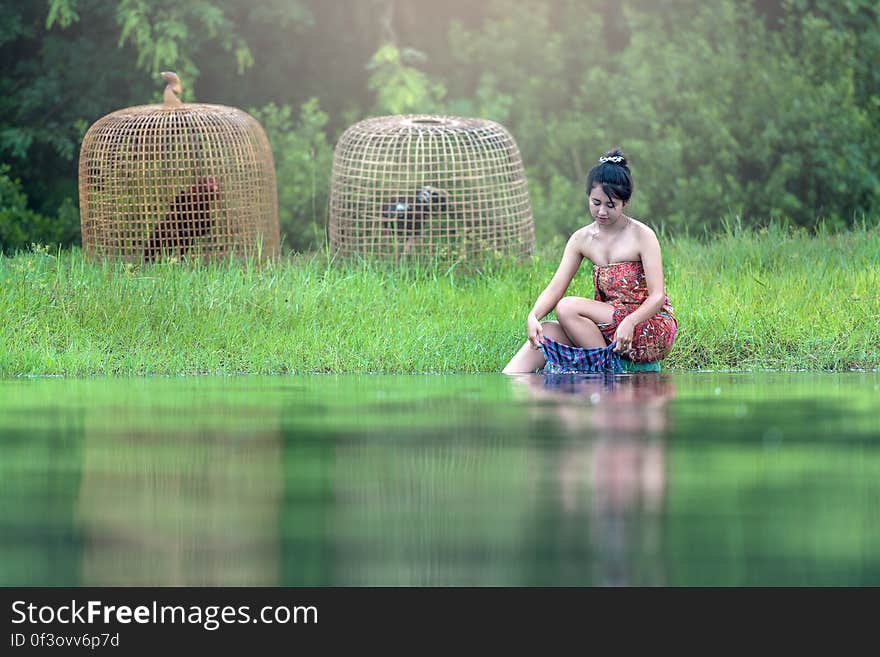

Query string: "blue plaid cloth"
[540, 337, 623, 374]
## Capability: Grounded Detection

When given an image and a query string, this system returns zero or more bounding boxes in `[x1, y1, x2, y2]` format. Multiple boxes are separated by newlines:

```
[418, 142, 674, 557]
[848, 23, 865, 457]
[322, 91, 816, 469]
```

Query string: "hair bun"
[598, 148, 628, 168]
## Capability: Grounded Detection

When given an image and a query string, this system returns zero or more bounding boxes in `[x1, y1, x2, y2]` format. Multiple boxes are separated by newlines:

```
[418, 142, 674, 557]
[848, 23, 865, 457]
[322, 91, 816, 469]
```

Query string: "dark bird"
[143, 176, 220, 262]
[381, 186, 448, 237]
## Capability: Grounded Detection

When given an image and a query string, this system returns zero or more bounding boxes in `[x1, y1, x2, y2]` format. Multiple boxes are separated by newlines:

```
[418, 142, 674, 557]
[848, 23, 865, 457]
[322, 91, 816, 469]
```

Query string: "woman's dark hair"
[586, 147, 633, 204]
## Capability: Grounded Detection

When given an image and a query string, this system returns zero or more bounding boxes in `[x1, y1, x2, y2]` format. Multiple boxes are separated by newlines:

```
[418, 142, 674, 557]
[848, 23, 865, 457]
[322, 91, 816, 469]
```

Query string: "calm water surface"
[1, 373, 878, 586]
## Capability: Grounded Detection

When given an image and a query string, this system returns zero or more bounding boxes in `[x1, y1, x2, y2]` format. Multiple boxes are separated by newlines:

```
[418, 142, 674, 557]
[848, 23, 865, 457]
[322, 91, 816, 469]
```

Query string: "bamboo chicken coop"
[328, 115, 535, 261]
[79, 72, 279, 262]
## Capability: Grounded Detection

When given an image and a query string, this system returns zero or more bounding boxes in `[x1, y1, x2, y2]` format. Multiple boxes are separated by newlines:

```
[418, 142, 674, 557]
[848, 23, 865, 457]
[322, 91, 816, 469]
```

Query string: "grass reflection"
[0, 373, 878, 585]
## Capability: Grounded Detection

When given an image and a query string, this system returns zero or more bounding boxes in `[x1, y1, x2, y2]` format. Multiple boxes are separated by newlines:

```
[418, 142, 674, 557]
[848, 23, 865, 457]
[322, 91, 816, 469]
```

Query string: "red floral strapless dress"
[592, 260, 677, 362]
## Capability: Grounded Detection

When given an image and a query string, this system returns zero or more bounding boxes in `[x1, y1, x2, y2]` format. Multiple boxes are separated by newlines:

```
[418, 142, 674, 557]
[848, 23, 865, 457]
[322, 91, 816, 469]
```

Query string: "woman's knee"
[540, 320, 570, 343]
[555, 297, 579, 323]
[557, 297, 612, 328]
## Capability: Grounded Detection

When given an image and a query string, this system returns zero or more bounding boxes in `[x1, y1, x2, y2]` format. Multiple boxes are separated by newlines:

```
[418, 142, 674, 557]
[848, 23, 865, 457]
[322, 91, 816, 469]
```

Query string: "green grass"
[1, 223, 878, 376]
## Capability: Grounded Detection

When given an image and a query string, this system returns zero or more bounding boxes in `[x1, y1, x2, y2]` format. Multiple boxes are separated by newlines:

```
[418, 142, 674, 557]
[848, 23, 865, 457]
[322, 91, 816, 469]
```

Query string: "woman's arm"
[530, 232, 584, 320]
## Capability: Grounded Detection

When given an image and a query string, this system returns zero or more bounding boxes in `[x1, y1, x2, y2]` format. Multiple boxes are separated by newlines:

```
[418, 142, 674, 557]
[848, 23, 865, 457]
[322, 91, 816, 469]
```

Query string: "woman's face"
[588, 184, 626, 227]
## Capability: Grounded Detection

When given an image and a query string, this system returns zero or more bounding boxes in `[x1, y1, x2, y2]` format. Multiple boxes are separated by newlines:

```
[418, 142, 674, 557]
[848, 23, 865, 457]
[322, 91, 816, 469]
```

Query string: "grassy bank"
[1, 224, 878, 376]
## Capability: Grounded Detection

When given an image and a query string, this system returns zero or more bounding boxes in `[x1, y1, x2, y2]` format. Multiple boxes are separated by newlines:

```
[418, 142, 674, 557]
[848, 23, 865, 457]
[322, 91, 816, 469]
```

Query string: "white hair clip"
[599, 155, 624, 164]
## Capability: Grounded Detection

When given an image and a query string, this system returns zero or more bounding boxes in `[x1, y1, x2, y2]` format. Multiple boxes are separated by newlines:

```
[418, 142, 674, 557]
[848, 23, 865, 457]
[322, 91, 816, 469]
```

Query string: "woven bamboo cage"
[329, 115, 535, 260]
[79, 72, 279, 262]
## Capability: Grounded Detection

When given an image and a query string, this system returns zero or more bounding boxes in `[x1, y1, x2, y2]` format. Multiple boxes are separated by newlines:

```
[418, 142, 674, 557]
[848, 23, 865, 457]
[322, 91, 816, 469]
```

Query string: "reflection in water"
[2, 373, 880, 586]
[0, 403, 85, 586]
[330, 393, 534, 586]
[77, 428, 282, 586]
[0, 379, 284, 586]
[514, 374, 675, 586]
[75, 384, 283, 586]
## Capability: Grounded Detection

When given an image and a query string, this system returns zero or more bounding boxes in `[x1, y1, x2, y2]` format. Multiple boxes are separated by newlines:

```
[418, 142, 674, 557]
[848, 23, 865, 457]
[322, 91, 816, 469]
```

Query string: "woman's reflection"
[514, 373, 675, 586]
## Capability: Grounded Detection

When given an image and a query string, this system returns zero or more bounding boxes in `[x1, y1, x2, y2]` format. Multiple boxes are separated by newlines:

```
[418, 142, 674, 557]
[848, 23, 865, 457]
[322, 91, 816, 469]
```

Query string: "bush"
[0, 165, 79, 253]
[446, 0, 880, 237]
[250, 100, 334, 252]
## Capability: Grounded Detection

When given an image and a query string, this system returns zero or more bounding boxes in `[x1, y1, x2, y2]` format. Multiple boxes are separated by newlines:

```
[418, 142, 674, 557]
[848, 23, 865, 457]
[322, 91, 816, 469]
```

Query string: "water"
[1, 373, 878, 586]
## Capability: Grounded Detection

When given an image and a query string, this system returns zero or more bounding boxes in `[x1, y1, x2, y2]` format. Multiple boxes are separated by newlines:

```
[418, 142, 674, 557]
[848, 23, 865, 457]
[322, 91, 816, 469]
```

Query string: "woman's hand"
[527, 313, 544, 349]
[613, 317, 635, 354]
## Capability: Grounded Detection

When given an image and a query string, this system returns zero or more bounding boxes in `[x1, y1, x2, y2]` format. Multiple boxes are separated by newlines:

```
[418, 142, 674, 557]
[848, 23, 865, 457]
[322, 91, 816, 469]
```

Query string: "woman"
[503, 148, 676, 373]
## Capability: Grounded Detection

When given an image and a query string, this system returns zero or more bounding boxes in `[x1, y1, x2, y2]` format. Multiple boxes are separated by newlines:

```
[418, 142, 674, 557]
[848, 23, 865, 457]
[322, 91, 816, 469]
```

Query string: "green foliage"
[784, 0, 880, 108]
[250, 100, 334, 252]
[611, 3, 873, 230]
[443, 72, 513, 125]
[0, 165, 79, 253]
[449, 0, 880, 238]
[45, 0, 79, 29]
[366, 43, 446, 115]
[2, 1, 879, 248]
[48, 0, 254, 81]
[116, 0, 254, 80]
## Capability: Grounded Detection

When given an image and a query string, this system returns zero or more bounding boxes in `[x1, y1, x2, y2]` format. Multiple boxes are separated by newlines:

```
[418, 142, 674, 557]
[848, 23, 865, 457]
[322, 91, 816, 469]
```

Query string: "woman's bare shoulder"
[568, 224, 598, 257]
[570, 224, 596, 239]
[629, 217, 661, 244]
[627, 216, 653, 233]
[570, 224, 602, 244]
